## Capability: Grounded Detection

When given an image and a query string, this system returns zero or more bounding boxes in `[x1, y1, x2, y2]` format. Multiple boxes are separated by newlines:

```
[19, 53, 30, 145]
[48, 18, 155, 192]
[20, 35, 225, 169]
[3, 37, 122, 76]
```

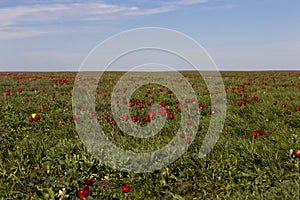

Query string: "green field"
[1, 71, 300, 199]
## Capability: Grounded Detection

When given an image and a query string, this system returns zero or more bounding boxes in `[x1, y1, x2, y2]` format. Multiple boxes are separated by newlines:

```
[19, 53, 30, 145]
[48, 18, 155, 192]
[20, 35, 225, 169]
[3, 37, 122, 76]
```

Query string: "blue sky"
[0, 0, 300, 71]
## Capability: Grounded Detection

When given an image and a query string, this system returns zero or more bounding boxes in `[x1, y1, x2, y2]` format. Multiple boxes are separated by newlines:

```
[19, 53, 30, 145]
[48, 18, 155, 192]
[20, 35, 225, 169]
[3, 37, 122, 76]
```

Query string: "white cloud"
[124, 6, 175, 16]
[0, 0, 211, 39]
[173, 0, 208, 6]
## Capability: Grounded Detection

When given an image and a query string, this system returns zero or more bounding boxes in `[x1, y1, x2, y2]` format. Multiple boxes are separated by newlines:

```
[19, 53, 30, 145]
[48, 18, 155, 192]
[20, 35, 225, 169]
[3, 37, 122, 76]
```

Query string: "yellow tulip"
[32, 113, 37, 118]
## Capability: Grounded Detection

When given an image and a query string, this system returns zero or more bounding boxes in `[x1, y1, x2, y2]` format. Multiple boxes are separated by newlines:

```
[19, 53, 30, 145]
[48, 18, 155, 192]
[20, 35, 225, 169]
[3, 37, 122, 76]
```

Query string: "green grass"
[0, 71, 300, 199]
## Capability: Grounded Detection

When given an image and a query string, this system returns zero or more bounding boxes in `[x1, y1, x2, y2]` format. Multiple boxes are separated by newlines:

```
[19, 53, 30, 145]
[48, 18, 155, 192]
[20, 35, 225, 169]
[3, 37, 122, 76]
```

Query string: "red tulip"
[122, 114, 129, 121]
[131, 115, 138, 122]
[169, 112, 174, 120]
[6, 90, 10, 95]
[237, 101, 243, 107]
[144, 115, 150, 122]
[294, 149, 300, 158]
[121, 185, 130, 193]
[199, 104, 204, 109]
[77, 190, 85, 199]
[149, 110, 155, 118]
[257, 129, 264, 135]
[84, 178, 94, 186]
[251, 131, 257, 137]
[179, 133, 185, 138]
[186, 120, 192, 125]
[184, 137, 191, 144]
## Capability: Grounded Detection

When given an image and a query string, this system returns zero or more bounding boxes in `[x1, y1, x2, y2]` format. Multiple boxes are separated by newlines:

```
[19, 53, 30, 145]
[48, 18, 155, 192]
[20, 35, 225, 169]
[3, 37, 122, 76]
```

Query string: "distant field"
[0, 71, 300, 199]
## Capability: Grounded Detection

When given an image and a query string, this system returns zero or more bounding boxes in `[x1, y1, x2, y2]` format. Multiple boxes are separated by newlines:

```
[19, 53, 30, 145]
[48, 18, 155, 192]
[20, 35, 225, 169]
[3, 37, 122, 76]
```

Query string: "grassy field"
[0, 71, 300, 199]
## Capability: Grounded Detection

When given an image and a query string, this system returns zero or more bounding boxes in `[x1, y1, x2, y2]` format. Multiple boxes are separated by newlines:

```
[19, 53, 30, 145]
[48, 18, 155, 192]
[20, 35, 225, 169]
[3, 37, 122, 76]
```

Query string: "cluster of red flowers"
[251, 129, 264, 138]
[77, 178, 94, 199]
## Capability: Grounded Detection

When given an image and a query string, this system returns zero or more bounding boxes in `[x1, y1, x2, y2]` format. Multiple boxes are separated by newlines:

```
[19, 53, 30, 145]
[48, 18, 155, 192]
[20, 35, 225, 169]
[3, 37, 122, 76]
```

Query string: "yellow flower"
[32, 113, 37, 118]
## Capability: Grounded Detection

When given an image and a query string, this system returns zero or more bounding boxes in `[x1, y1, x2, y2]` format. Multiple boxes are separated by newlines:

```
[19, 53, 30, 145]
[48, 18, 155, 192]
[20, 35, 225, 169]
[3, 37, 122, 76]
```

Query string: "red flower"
[179, 133, 185, 138]
[257, 129, 264, 135]
[169, 112, 174, 120]
[129, 101, 135, 107]
[160, 109, 167, 117]
[149, 110, 156, 118]
[273, 101, 278, 105]
[112, 120, 117, 125]
[237, 101, 243, 107]
[84, 178, 94, 186]
[89, 112, 96, 119]
[284, 119, 288, 124]
[184, 137, 191, 144]
[29, 117, 33, 122]
[77, 186, 89, 199]
[294, 149, 300, 158]
[146, 101, 151, 106]
[104, 113, 109, 119]
[6, 90, 10, 95]
[71, 115, 76, 120]
[251, 131, 257, 138]
[186, 120, 192, 125]
[282, 102, 287, 107]
[33, 114, 40, 122]
[199, 104, 204, 109]
[82, 186, 89, 196]
[285, 110, 291, 115]
[175, 99, 179, 104]
[122, 114, 129, 121]
[37, 108, 41, 113]
[295, 105, 300, 111]
[121, 184, 130, 193]
[18, 88, 22, 93]
[131, 115, 138, 122]
[144, 115, 150, 122]
[77, 190, 85, 199]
